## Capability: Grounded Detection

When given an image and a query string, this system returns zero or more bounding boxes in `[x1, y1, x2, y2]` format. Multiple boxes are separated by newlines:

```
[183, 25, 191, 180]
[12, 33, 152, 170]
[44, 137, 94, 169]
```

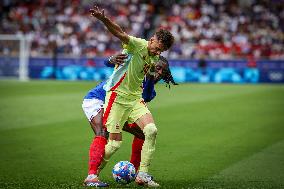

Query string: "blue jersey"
[142, 79, 156, 102]
[84, 81, 107, 101]
[84, 60, 156, 102]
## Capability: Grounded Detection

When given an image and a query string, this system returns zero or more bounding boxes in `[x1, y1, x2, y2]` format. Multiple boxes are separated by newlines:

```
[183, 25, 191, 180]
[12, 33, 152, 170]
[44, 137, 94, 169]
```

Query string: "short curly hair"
[155, 29, 174, 50]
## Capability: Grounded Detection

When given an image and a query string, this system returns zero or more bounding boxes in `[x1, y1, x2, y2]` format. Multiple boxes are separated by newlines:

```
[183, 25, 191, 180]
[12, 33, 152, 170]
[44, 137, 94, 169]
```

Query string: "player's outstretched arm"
[90, 6, 130, 44]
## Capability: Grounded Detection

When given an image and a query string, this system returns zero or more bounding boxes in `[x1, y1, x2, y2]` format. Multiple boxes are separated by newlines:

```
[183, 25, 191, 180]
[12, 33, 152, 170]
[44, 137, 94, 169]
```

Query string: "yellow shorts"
[103, 91, 150, 133]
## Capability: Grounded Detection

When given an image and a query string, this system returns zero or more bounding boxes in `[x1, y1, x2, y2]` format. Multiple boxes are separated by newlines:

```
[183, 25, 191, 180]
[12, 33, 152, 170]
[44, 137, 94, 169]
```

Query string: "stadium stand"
[0, 0, 283, 59]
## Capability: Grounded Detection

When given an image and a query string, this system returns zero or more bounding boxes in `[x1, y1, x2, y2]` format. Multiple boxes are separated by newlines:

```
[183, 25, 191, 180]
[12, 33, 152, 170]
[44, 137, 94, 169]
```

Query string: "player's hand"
[109, 54, 128, 65]
[89, 5, 105, 20]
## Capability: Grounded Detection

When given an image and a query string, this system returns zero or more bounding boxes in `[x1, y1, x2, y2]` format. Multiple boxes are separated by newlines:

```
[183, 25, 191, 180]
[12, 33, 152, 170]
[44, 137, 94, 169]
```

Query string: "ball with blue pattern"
[112, 161, 136, 184]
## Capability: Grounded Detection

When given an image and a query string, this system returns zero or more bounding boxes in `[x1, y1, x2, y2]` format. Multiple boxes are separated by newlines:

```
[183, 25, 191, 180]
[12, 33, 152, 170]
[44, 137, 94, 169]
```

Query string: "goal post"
[0, 34, 32, 81]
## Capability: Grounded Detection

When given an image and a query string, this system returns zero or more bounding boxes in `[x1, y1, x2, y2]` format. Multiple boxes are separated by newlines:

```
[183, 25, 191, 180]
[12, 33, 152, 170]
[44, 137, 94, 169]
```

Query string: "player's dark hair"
[159, 56, 178, 89]
[155, 29, 174, 50]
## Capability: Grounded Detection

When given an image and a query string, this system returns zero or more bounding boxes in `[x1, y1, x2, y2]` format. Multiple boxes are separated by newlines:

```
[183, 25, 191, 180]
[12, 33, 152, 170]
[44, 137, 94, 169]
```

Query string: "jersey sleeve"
[122, 35, 147, 54]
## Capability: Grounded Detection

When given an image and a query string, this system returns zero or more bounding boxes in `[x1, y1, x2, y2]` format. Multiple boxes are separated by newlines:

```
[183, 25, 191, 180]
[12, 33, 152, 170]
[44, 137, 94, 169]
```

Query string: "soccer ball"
[112, 161, 136, 184]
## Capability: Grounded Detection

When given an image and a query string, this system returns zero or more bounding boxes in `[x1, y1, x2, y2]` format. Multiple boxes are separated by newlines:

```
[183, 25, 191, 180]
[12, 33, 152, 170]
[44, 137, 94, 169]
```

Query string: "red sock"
[88, 136, 107, 175]
[130, 136, 144, 172]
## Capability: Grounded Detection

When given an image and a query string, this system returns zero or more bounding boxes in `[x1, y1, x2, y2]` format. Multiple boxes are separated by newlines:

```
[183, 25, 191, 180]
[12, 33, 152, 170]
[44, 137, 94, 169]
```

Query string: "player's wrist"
[100, 16, 108, 23]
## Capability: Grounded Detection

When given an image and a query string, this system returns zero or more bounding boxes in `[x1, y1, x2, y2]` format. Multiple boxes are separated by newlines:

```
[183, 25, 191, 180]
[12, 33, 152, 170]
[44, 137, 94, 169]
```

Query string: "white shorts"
[82, 98, 104, 122]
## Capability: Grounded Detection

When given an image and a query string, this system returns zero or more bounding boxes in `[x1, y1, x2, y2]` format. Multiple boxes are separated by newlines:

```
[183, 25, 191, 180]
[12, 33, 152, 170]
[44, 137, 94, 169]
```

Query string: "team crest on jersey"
[115, 123, 120, 130]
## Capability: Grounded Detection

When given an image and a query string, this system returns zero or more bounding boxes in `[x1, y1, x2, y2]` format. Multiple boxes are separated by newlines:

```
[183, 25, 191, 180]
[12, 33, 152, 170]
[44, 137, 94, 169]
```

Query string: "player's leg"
[130, 136, 144, 172]
[98, 133, 122, 172]
[135, 113, 159, 187]
[82, 99, 109, 187]
[122, 123, 144, 171]
[135, 113, 157, 173]
[128, 99, 159, 187]
[88, 110, 108, 175]
[99, 92, 129, 172]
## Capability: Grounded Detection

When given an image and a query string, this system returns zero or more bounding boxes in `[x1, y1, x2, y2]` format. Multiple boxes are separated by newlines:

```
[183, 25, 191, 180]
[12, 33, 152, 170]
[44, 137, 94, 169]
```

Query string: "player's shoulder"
[128, 35, 147, 48]
[123, 36, 147, 54]
[129, 35, 147, 43]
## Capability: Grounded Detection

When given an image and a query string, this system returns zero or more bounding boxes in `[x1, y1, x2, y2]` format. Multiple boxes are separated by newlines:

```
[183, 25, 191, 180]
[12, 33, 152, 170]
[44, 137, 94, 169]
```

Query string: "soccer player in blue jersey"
[82, 54, 177, 187]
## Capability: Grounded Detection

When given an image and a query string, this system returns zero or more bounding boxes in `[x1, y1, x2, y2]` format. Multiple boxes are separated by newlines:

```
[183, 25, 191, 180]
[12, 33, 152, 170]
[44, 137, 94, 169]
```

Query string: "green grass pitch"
[0, 80, 284, 188]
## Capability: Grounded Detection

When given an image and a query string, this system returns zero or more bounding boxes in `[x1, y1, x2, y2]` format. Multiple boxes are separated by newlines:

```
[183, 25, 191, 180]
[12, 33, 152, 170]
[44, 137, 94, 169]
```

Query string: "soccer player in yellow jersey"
[89, 6, 174, 187]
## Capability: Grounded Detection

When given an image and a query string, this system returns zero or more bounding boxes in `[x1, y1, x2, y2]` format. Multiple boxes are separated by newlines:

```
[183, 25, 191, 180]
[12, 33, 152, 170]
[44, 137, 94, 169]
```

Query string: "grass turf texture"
[0, 80, 284, 189]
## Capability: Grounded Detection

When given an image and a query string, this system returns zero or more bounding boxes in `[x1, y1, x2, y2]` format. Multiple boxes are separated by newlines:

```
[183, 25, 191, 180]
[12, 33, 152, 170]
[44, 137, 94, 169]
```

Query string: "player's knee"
[96, 130, 108, 138]
[90, 118, 107, 137]
[143, 123, 158, 138]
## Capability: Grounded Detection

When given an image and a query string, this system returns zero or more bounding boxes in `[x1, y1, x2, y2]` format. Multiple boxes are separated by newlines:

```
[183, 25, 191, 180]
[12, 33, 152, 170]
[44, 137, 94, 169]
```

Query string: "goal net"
[0, 34, 32, 81]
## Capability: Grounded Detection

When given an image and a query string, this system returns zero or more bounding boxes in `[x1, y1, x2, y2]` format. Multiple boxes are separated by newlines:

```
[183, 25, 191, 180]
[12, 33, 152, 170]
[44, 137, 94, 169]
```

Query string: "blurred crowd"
[0, 0, 283, 60]
[159, 0, 284, 59]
